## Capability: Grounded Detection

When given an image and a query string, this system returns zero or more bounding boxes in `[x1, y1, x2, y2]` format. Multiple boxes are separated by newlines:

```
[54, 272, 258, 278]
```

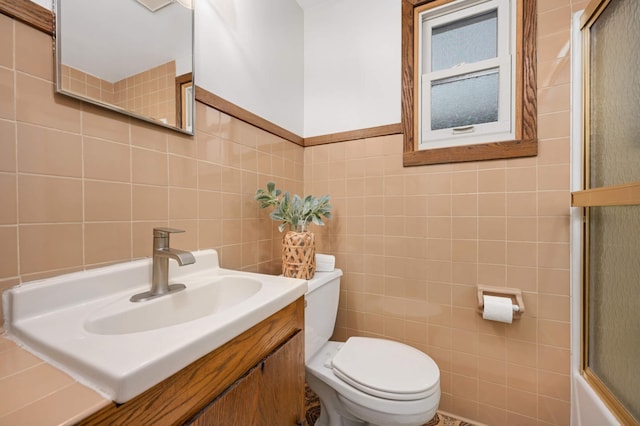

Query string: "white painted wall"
[30, 0, 50, 10]
[302, 0, 401, 137]
[196, 0, 305, 136]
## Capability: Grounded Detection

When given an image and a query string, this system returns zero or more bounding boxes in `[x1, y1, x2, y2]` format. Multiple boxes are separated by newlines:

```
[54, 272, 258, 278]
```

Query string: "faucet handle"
[153, 227, 185, 237]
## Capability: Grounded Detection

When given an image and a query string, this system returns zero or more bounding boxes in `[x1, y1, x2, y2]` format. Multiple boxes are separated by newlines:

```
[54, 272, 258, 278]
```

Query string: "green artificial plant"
[255, 182, 332, 232]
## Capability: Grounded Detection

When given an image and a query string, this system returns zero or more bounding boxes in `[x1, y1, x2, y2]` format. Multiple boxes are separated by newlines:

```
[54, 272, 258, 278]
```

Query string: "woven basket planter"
[282, 230, 316, 279]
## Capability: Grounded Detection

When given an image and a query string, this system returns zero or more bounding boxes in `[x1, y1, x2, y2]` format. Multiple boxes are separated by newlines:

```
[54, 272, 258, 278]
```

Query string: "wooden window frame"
[418, 0, 512, 148]
[402, 0, 537, 166]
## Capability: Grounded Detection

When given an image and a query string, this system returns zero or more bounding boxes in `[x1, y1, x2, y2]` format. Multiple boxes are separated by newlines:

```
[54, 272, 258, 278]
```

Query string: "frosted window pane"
[589, 0, 640, 187]
[588, 206, 640, 423]
[431, 10, 497, 72]
[431, 70, 498, 130]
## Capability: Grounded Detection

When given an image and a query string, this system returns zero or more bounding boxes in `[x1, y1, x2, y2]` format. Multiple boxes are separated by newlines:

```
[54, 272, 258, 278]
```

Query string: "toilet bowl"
[305, 270, 440, 426]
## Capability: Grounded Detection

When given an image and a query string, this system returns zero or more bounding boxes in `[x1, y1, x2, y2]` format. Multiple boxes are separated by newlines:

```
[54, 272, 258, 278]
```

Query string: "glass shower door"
[573, 0, 640, 423]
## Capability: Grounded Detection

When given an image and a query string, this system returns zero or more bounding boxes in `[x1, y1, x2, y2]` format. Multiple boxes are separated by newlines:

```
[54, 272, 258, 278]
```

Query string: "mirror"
[54, 0, 194, 134]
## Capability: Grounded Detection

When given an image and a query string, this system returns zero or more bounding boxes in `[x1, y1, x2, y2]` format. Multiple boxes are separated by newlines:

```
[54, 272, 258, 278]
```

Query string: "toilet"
[305, 269, 440, 426]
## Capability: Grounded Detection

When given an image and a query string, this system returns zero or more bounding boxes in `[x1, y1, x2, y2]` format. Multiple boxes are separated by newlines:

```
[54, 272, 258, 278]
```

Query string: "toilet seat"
[331, 337, 439, 401]
[307, 340, 441, 422]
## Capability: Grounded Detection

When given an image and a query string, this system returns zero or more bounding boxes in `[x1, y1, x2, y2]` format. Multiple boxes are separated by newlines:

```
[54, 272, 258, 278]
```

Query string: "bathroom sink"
[85, 276, 262, 335]
[2, 250, 307, 403]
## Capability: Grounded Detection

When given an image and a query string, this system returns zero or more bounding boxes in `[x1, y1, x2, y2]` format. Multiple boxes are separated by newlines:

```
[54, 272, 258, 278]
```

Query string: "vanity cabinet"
[186, 331, 304, 425]
[79, 298, 305, 425]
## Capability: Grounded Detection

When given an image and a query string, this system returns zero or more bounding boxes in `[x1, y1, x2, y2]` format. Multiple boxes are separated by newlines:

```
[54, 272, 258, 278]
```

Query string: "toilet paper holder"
[477, 286, 525, 319]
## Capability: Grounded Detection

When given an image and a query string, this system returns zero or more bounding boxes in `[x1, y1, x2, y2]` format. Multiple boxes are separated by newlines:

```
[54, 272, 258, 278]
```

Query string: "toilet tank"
[304, 269, 343, 362]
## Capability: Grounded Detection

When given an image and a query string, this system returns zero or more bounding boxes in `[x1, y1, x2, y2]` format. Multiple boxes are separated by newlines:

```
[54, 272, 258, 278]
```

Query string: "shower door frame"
[571, 0, 640, 424]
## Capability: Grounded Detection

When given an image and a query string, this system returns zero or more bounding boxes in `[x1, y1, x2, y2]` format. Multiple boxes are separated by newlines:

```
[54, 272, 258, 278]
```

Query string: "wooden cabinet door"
[187, 331, 305, 426]
[260, 331, 305, 425]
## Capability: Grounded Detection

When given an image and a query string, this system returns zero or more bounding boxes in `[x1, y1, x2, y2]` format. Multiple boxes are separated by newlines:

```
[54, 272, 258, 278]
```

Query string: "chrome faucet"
[130, 227, 196, 302]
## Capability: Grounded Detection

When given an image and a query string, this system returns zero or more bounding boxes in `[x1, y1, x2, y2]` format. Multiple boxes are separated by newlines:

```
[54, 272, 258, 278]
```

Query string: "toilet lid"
[331, 337, 439, 401]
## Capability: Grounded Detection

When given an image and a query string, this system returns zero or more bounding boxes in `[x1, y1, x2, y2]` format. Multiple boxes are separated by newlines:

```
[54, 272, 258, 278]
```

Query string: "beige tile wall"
[303, 1, 587, 425]
[0, 0, 588, 424]
[0, 16, 302, 323]
[60, 61, 177, 126]
[60, 64, 116, 105]
[114, 61, 177, 126]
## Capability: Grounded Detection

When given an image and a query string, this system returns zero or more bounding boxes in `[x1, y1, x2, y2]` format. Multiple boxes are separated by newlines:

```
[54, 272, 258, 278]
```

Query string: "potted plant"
[255, 182, 332, 279]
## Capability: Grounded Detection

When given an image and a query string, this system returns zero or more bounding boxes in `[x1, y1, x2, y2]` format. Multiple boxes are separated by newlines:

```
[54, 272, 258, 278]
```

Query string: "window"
[419, 0, 512, 148]
[401, 0, 537, 166]
[571, 0, 640, 424]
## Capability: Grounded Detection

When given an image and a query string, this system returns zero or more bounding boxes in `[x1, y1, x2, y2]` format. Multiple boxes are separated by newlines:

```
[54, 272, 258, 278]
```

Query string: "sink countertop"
[3, 249, 307, 406]
[0, 333, 109, 425]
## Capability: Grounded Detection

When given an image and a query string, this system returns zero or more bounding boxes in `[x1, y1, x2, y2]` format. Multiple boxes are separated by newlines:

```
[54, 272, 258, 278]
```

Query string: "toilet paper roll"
[315, 254, 335, 272]
[482, 295, 514, 324]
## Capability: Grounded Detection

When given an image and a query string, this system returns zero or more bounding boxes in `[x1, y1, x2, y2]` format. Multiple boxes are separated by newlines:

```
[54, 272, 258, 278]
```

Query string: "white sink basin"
[85, 276, 262, 335]
[2, 250, 307, 403]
